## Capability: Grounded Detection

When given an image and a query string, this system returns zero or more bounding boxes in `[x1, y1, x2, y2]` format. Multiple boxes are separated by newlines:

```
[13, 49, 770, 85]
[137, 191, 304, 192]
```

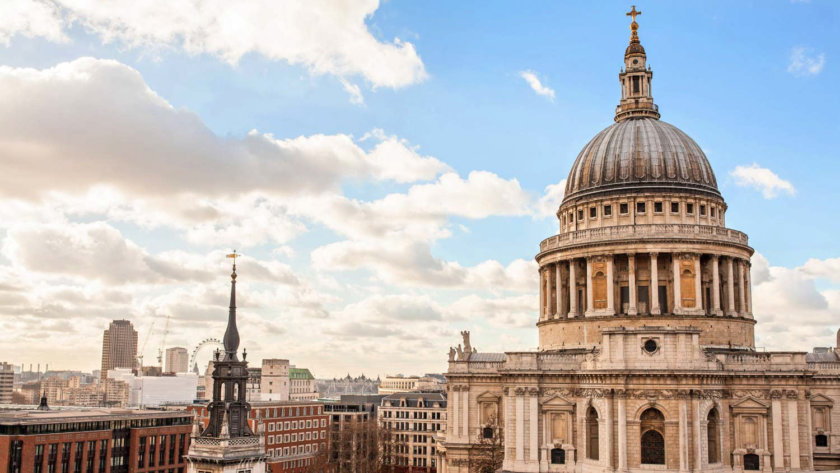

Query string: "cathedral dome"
[563, 117, 720, 201]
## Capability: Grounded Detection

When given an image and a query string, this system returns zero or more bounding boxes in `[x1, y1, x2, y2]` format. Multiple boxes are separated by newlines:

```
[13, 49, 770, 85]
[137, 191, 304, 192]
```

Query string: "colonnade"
[539, 253, 752, 320]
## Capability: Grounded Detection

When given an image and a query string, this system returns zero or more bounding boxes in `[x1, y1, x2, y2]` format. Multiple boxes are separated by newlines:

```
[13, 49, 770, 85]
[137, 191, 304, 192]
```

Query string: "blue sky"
[0, 1, 837, 377]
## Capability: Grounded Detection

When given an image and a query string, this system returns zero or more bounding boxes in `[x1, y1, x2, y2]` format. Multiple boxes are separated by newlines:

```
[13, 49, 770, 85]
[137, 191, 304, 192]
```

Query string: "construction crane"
[137, 318, 156, 372]
[156, 314, 172, 371]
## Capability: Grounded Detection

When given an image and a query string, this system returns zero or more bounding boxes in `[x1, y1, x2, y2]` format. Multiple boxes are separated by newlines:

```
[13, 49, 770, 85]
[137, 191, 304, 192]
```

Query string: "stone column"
[607, 255, 615, 315]
[543, 265, 553, 319]
[738, 260, 747, 317]
[529, 389, 539, 462]
[585, 257, 594, 316]
[711, 256, 723, 316]
[726, 258, 737, 316]
[679, 398, 689, 473]
[789, 396, 801, 470]
[462, 388, 469, 441]
[515, 389, 524, 461]
[568, 260, 578, 318]
[539, 268, 545, 321]
[772, 397, 784, 470]
[618, 395, 628, 472]
[694, 397, 703, 471]
[628, 254, 638, 315]
[555, 262, 564, 319]
[694, 254, 703, 311]
[745, 262, 753, 318]
[452, 386, 460, 440]
[605, 395, 613, 468]
[673, 254, 682, 314]
[650, 253, 661, 315]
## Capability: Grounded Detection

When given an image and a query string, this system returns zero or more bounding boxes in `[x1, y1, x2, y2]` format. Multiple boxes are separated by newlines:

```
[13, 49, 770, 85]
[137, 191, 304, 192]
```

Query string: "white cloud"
[752, 253, 840, 351]
[730, 163, 795, 198]
[537, 179, 566, 218]
[1, 0, 426, 88]
[339, 78, 365, 105]
[0, 0, 66, 45]
[519, 70, 555, 101]
[788, 47, 825, 76]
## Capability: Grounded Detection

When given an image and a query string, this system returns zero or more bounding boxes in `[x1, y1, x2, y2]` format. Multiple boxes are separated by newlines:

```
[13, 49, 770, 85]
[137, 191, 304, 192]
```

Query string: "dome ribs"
[562, 118, 722, 202]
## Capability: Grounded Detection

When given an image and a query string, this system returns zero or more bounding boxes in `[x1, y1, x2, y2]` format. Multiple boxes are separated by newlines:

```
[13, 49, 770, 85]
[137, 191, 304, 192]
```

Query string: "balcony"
[539, 224, 749, 253]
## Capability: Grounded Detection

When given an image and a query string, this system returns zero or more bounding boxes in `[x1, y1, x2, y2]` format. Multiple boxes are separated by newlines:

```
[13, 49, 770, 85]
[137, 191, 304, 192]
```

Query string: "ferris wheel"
[190, 338, 224, 373]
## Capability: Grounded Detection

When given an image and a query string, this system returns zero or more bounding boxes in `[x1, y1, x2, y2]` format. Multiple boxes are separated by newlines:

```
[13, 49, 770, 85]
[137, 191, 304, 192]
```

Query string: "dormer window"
[603, 204, 612, 217]
[578, 210, 584, 221]
[589, 207, 597, 219]
[654, 202, 663, 213]
[671, 202, 679, 214]
[686, 203, 694, 215]
[700, 204, 706, 216]
[636, 202, 646, 214]
[620, 203, 629, 215]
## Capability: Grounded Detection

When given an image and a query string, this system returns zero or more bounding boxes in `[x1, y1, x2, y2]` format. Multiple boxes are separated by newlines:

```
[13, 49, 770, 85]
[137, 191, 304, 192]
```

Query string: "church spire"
[222, 251, 240, 361]
[615, 6, 660, 122]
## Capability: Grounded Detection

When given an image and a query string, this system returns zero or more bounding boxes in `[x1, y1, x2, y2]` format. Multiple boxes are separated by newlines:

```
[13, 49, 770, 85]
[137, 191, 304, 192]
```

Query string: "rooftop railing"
[540, 224, 749, 252]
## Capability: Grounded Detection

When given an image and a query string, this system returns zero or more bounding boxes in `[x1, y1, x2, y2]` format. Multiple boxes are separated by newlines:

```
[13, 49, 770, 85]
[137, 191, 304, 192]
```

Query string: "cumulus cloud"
[752, 253, 840, 351]
[0, 58, 445, 202]
[1, 221, 299, 285]
[537, 179, 566, 219]
[0, 0, 426, 88]
[788, 47, 826, 76]
[730, 163, 795, 198]
[519, 70, 555, 101]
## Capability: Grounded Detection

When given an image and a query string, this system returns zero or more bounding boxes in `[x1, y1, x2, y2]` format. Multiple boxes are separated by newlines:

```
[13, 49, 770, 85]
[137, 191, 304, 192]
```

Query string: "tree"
[470, 415, 504, 473]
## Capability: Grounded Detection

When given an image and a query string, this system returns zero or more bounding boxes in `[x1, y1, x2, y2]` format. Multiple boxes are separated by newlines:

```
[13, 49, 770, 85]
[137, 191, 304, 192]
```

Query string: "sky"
[0, 0, 838, 379]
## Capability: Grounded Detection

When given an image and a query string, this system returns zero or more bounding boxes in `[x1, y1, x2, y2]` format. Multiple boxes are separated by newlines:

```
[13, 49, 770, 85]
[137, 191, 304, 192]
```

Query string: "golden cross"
[226, 250, 241, 264]
[626, 5, 641, 22]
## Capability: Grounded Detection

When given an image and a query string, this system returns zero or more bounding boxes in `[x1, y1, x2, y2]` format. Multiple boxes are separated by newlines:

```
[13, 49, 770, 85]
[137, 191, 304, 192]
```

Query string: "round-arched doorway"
[640, 408, 666, 465]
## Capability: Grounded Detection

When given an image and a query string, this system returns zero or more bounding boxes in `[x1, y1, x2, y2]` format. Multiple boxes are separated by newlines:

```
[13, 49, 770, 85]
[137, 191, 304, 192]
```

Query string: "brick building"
[0, 406, 192, 473]
[188, 400, 330, 472]
[100, 320, 138, 381]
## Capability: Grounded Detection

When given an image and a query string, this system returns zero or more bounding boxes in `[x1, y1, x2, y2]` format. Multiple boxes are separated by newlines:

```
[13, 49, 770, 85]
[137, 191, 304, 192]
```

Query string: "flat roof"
[0, 408, 191, 425]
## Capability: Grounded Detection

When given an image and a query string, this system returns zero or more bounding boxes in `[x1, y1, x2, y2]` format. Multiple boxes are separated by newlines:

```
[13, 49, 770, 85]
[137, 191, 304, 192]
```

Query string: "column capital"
[650, 251, 659, 258]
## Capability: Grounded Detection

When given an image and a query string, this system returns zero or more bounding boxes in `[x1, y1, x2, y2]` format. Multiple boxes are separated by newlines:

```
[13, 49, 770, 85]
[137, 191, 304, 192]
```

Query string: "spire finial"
[626, 6, 642, 43]
[222, 250, 241, 360]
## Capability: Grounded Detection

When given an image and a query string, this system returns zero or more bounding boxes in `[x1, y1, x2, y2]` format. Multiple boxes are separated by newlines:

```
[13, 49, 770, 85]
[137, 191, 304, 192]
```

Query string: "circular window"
[644, 339, 658, 353]
[633, 59, 639, 65]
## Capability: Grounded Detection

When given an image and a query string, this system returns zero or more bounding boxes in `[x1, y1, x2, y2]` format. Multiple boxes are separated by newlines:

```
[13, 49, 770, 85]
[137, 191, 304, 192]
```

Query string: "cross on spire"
[626, 5, 641, 22]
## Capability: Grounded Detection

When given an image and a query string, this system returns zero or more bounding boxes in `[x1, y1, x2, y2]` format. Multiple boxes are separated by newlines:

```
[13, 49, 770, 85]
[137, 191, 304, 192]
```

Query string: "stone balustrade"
[539, 224, 749, 252]
[718, 352, 808, 371]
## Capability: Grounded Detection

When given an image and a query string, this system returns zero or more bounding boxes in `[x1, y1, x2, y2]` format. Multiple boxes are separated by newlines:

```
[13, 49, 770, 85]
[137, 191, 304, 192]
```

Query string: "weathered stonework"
[435, 10, 840, 473]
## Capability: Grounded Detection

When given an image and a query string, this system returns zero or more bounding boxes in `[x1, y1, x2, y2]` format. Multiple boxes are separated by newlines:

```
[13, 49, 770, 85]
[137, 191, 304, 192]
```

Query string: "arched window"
[551, 448, 566, 464]
[593, 271, 607, 309]
[640, 408, 665, 465]
[707, 408, 720, 463]
[743, 453, 760, 471]
[586, 407, 599, 460]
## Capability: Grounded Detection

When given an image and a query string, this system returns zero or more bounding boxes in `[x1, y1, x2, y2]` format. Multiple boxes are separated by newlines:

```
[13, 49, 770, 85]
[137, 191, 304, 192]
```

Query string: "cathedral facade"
[436, 9, 840, 473]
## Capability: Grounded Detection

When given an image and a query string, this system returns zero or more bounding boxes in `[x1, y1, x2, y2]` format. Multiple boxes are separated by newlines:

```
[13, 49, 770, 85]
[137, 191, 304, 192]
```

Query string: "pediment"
[476, 391, 501, 403]
[810, 394, 834, 407]
[732, 397, 769, 410]
[542, 394, 575, 408]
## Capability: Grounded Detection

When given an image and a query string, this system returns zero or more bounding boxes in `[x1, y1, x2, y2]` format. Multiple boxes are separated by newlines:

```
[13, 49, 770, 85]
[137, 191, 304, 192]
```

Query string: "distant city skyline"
[0, 2, 837, 378]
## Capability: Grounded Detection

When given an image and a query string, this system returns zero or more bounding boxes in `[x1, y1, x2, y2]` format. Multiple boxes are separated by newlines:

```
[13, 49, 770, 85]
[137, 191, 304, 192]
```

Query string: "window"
[569, 212, 574, 222]
[700, 204, 707, 216]
[686, 203, 694, 214]
[671, 202, 679, 213]
[578, 210, 584, 221]
[603, 205, 612, 217]
[744, 453, 760, 471]
[640, 408, 666, 465]
[711, 207, 716, 217]
[551, 448, 565, 465]
[654, 202, 663, 213]
[619, 203, 629, 214]
[589, 207, 597, 219]
[708, 409, 720, 463]
[816, 434, 828, 447]
[482, 426, 493, 439]
[8, 440, 23, 473]
[636, 202, 646, 214]
[586, 407, 599, 460]
[644, 339, 658, 354]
